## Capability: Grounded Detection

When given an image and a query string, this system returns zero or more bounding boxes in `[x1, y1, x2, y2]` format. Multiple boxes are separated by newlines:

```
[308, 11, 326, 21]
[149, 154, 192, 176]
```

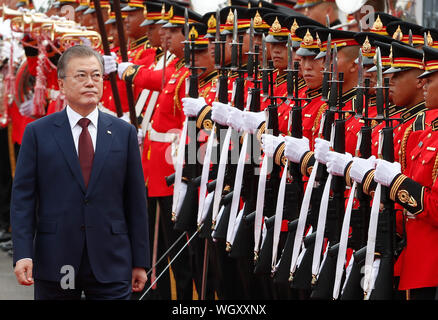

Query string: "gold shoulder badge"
[254, 10, 263, 27]
[432, 118, 438, 131]
[362, 36, 372, 54]
[271, 17, 282, 33]
[303, 29, 314, 46]
[393, 25, 403, 41]
[207, 14, 216, 29]
[398, 189, 417, 207]
[226, 9, 234, 25]
[372, 15, 383, 31]
[290, 19, 299, 36]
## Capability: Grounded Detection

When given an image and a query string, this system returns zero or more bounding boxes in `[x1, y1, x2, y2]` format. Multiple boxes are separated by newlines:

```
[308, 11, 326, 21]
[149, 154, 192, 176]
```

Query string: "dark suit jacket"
[10, 109, 150, 283]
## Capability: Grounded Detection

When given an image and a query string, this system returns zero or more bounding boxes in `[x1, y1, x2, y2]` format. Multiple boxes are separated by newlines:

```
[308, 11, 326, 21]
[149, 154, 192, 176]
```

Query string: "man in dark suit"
[10, 45, 150, 300]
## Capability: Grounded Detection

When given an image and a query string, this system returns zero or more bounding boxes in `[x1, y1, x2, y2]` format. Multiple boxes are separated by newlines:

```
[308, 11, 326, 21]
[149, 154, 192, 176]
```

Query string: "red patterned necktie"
[78, 118, 94, 188]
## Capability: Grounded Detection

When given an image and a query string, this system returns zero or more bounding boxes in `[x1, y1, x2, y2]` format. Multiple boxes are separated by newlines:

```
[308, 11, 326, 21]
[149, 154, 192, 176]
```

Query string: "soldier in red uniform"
[117, 4, 203, 300]
[365, 45, 438, 300]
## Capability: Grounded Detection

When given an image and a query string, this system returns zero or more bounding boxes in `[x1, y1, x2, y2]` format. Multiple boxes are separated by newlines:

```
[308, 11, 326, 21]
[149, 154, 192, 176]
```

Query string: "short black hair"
[57, 45, 104, 79]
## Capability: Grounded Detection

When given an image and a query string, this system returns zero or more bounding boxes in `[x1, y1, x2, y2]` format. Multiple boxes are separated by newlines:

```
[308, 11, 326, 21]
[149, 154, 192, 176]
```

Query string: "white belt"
[148, 126, 179, 143]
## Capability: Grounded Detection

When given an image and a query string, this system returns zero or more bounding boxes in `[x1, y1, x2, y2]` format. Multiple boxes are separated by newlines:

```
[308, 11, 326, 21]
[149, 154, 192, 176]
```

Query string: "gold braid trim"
[312, 103, 328, 134]
[363, 170, 375, 195]
[400, 124, 413, 172]
[174, 70, 190, 115]
[390, 174, 408, 202]
[345, 162, 353, 188]
[256, 122, 266, 142]
[274, 143, 286, 166]
[196, 105, 212, 129]
[301, 151, 314, 176]
[432, 153, 438, 183]
[135, 48, 145, 61]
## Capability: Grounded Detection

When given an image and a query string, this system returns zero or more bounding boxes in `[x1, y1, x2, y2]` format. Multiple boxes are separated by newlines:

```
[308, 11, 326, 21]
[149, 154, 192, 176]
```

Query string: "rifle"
[112, 0, 137, 128]
[310, 43, 352, 299]
[92, 0, 123, 118]
[173, 13, 203, 233]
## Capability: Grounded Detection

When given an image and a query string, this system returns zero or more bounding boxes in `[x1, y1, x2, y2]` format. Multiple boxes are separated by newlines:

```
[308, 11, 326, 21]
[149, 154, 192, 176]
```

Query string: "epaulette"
[431, 117, 438, 131]
[413, 111, 426, 131]
[400, 101, 427, 122]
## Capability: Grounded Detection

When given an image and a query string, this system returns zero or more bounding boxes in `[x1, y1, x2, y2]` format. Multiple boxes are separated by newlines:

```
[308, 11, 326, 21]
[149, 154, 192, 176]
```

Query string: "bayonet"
[375, 47, 384, 119]
[354, 48, 364, 118]
[286, 34, 294, 98]
[261, 33, 269, 96]
[214, 8, 221, 68]
[321, 33, 332, 101]
[326, 14, 330, 28]
[247, 18, 255, 80]
[184, 8, 190, 67]
[328, 43, 338, 111]
[424, 31, 428, 47]
[230, 9, 239, 70]
[408, 29, 413, 47]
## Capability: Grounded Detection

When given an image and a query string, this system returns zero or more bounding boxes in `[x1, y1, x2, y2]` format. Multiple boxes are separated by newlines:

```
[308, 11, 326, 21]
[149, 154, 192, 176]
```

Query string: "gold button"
[411, 155, 415, 160]
[428, 133, 432, 138]
[422, 160, 425, 165]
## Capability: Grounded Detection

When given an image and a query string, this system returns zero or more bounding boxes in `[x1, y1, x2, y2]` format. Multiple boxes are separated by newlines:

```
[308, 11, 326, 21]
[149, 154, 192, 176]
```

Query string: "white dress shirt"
[66, 105, 99, 154]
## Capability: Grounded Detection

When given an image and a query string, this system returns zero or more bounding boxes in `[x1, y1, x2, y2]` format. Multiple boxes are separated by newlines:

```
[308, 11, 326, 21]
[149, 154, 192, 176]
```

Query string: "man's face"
[389, 68, 423, 107]
[146, 23, 162, 48]
[165, 27, 184, 58]
[301, 54, 324, 89]
[125, 9, 146, 39]
[423, 72, 438, 109]
[81, 12, 95, 29]
[58, 56, 103, 112]
[269, 42, 287, 71]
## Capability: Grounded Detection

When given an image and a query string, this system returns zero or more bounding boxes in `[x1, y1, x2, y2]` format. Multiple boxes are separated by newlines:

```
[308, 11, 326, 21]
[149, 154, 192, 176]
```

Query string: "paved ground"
[0, 250, 33, 300]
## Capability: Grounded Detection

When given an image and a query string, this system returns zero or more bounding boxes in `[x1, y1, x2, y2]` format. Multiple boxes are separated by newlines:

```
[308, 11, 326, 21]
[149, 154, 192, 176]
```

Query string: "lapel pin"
[107, 130, 112, 135]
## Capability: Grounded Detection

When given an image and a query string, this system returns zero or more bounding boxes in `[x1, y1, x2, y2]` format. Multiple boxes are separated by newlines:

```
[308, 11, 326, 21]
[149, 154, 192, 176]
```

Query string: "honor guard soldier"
[362, 45, 438, 300]
[121, 3, 203, 300]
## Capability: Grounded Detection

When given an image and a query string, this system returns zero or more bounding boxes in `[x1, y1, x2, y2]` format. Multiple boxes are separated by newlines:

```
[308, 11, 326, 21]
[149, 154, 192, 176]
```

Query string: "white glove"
[211, 101, 233, 126]
[117, 62, 133, 79]
[181, 97, 207, 117]
[374, 159, 401, 187]
[350, 156, 376, 183]
[102, 52, 117, 75]
[0, 40, 11, 60]
[284, 136, 310, 163]
[314, 138, 330, 164]
[120, 113, 131, 123]
[261, 134, 285, 158]
[326, 151, 353, 177]
[19, 99, 34, 117]
[137, 128, 145, 146]
[227, 108, 245, 132]
[242, 111, 266, 134]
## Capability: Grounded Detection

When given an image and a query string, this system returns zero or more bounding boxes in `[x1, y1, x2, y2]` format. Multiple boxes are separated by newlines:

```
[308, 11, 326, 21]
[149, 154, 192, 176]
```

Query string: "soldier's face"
[125, 9, 146, 39]
[423, 72, 438, 109]
[269, 42, 287, 71]
[58, 56, 103, 113]
[166, 27, 185, 58]
[389, 68, 424, 107]
[146, 23, 161, 48]
[301, 54, 324, 89]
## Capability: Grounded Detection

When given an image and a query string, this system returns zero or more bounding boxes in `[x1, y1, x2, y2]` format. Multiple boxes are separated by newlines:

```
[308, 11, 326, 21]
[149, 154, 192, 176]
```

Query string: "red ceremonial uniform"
[141, 58, 189, 197]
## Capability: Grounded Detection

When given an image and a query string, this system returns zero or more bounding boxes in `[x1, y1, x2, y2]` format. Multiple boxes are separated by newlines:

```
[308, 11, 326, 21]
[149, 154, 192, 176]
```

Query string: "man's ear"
[58, 78, 65, 95]
[417, 77, 426, 89]
[349, 59, 358, 74]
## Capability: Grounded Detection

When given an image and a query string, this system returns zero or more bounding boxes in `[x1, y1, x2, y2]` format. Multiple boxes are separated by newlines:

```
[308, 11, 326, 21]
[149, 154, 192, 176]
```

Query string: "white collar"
[66, 105, 99, 129]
